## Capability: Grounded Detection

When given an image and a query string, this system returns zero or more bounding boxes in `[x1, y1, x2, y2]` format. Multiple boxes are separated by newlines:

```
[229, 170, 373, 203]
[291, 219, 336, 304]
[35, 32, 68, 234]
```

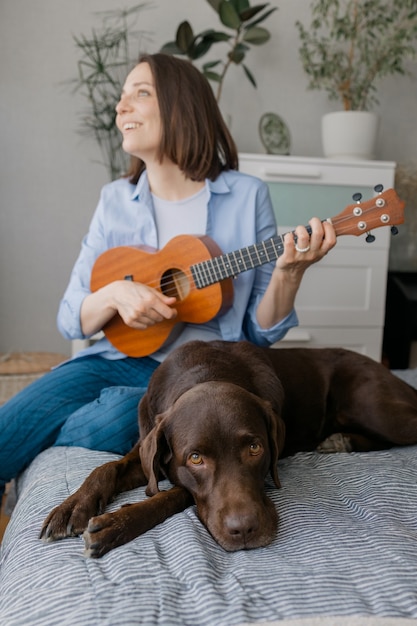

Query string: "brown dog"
[40, 340, 417, 558]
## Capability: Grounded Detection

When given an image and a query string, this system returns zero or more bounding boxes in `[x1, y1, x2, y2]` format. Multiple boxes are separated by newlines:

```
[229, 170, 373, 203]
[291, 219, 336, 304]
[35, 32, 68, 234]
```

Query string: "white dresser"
[239, 153, 397, 361]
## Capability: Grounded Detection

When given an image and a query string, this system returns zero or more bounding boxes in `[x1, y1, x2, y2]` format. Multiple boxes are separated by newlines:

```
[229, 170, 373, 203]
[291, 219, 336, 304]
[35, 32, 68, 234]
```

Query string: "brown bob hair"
[125, 53, 239, 184]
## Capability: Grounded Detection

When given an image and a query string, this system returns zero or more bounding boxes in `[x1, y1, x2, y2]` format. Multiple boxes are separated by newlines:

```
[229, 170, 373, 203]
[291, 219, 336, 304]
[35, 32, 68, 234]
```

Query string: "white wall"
[1, 0, 416, 355]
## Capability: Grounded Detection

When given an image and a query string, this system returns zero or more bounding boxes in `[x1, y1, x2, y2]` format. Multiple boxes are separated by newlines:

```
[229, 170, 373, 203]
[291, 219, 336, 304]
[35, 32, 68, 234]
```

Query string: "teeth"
[124, 122, 139, 130]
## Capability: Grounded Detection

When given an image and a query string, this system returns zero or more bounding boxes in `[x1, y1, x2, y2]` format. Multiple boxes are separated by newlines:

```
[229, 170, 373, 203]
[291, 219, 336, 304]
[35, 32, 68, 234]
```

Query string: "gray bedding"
[1, 370, 417, 626]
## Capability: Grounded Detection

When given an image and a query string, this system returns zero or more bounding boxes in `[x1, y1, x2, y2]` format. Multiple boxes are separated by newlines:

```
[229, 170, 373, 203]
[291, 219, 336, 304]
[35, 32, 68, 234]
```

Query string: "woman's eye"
[189, 453, 203, 465]
[249, 443, 262, 456]
[137, 89, 150, 97]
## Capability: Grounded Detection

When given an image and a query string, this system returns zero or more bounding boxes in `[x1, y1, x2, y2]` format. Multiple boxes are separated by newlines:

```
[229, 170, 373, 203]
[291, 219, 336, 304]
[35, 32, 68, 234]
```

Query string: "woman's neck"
[146, 159, 205, 201]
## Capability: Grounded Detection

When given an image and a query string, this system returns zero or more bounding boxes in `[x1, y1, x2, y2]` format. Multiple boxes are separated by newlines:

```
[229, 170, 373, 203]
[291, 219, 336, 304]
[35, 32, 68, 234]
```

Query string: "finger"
[322, 219, 337, 247]
[308, 217, 325, 251]
[293, 225, 310, 253]
[282, 231, 297, 255]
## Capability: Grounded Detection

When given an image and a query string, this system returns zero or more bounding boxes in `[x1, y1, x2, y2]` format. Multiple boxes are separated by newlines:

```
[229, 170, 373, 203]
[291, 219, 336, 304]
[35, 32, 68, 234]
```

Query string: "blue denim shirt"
[57, 169, 298, 360]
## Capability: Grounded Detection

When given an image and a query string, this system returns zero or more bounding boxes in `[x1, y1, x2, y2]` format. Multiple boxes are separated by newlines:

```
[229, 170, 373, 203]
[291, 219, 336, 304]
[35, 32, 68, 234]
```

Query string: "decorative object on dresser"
[239, 153, 397, 360]
[296, 0, 417, 160]
[159, 0, 277, 104]
[258, 112, 291, 155]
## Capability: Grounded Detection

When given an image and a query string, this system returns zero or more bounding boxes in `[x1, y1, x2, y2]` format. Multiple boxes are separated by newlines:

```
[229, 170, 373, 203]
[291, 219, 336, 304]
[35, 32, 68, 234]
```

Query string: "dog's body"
[41, 341, 417, 557]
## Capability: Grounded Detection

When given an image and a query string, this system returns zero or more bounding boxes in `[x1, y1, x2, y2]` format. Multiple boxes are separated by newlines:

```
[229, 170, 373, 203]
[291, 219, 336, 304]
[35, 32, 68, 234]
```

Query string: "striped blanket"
[1, 371, 417, 626]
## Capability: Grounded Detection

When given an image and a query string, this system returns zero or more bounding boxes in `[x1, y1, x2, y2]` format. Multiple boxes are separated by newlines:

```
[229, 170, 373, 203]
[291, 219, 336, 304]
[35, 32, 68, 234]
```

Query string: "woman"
[0, 54, 336, 500]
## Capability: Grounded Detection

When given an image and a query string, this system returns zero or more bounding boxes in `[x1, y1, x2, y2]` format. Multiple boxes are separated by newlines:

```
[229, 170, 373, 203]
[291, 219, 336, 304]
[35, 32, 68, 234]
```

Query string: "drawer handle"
[263, 167, 322, 180]
[280, 330, 312, 343]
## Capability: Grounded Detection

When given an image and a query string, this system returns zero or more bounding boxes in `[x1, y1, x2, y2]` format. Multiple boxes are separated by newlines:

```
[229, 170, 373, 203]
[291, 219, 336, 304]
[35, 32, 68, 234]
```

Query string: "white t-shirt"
[152, 186, 208, 249]
[151, 186, 222, 361]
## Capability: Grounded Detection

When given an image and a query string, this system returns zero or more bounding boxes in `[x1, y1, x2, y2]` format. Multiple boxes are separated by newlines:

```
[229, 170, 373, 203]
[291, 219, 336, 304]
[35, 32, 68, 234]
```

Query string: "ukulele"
[90, 187, 405, 357]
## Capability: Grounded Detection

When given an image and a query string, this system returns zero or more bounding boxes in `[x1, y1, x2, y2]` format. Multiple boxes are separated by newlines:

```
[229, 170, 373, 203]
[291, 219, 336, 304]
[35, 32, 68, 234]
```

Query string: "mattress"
[1, 370, 417, 626]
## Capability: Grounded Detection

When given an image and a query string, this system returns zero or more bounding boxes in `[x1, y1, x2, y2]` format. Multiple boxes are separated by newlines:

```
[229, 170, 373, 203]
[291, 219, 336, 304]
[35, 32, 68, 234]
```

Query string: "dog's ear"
[262, 401, 286, 489]
[139, 413, 172, 497]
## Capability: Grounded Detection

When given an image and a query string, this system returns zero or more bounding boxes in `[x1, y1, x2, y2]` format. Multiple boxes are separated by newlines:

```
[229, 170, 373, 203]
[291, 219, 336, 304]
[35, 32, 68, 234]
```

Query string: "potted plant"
[70, 4, 152, 180]
[296, 0, 417, 159]
[160, 0, 277, 103]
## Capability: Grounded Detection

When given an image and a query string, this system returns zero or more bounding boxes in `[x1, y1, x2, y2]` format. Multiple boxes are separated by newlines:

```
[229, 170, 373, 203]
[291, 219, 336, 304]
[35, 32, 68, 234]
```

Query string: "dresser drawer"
[285, 237, 389, 328]
[272, 327, 382, 360]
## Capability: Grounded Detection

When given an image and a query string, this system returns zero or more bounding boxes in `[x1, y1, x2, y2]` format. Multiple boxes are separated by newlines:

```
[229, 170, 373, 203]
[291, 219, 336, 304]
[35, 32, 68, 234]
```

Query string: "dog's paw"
[40, 496, 103, 542]
[83, 512, 125, 558]
[316, 433, 353, 453]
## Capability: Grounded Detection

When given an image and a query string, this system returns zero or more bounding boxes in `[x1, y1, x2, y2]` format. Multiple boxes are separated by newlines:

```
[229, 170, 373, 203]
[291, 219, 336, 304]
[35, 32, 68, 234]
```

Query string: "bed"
[1, 368, 417, 626]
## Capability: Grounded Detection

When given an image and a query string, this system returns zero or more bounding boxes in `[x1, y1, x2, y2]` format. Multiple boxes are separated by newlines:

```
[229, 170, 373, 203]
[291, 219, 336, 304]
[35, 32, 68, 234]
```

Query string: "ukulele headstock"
[331, 186, 405, 239]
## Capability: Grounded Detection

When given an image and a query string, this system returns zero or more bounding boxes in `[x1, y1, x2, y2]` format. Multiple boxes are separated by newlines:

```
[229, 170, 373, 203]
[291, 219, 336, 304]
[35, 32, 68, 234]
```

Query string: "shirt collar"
[130, 169, 231, 202]
[130, 170, 152, 204]
[206, 172, 230, 195]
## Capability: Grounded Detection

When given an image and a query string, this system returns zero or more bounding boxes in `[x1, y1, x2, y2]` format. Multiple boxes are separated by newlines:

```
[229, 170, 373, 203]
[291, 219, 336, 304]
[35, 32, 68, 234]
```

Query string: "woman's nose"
[115, 93, 132, 114]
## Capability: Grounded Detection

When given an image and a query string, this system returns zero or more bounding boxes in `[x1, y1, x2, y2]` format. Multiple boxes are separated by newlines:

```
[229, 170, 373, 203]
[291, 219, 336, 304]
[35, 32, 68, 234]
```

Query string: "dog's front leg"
[40, 445, 145, 542]
[83, 485, 193, 558]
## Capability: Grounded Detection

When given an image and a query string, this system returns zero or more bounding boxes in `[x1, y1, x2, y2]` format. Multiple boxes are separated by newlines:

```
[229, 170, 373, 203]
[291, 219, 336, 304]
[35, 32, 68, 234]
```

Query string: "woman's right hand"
[80, 280, 177, 337]
[110, 280, 178, 329]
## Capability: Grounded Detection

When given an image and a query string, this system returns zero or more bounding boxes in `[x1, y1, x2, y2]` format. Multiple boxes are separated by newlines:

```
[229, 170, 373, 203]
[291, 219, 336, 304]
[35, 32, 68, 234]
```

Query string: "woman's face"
[116, 62, 162, 160]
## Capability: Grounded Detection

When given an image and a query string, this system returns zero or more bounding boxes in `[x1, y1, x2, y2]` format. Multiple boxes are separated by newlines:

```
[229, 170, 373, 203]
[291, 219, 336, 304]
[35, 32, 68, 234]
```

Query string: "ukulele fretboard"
[191, 226, 315, 289]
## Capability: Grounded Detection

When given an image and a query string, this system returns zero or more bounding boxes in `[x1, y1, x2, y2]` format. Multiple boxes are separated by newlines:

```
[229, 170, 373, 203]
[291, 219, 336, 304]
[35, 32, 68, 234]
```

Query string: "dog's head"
[139, 380, 285, 551]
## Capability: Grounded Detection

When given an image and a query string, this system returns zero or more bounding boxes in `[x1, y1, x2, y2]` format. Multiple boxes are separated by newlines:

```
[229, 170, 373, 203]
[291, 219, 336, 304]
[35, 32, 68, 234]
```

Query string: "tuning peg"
[366, 232, 376, 243]
[352, 192, 362, 202]
[374, 184, 384, 193]
[391, 226, 399, 236]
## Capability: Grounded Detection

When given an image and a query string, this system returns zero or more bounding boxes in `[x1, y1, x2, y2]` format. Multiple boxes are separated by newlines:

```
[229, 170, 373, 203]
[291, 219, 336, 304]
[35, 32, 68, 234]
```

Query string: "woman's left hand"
[276, 217, 336, 273]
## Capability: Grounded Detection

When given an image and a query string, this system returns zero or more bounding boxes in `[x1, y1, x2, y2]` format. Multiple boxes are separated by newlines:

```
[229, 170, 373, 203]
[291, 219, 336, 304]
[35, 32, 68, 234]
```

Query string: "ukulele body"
[90, 235, 234, 357]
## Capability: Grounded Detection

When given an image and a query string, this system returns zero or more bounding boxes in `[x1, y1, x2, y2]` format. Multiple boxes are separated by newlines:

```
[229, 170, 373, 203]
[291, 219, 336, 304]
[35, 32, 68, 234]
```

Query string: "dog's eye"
[189, 453, 203, 465]
[249, 443, 262, 456]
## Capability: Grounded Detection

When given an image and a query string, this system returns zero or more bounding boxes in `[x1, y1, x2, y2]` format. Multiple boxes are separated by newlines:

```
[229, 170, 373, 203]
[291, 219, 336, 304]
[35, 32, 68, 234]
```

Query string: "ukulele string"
[127, 202, 383, 293]
[331, 202, 380, 236]
[142, 270, 197, 293]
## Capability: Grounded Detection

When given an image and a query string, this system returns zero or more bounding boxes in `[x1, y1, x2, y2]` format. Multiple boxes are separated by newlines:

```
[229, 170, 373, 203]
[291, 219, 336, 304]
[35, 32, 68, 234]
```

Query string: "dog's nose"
[224, 512, 259, 540]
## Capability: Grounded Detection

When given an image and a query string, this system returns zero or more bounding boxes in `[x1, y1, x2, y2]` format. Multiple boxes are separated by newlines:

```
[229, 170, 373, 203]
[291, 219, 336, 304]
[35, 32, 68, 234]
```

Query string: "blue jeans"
[0, 355, 159, 498]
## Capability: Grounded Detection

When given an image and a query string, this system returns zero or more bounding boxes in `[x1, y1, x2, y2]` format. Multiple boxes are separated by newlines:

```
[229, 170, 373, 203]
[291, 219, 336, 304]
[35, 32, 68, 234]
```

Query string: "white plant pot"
[321, 111, 379, 160]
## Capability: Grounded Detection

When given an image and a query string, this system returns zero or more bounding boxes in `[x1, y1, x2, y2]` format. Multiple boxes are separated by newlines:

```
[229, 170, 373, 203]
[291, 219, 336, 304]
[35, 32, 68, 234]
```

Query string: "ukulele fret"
[191, 235, 286, 289]
[228, 251, 242, 275]
[200, 259, 216, 286]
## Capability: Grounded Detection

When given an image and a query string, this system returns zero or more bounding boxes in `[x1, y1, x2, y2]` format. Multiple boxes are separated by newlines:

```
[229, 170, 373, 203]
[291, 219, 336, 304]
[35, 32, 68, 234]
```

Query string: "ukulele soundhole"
[161, 268, 190, 301]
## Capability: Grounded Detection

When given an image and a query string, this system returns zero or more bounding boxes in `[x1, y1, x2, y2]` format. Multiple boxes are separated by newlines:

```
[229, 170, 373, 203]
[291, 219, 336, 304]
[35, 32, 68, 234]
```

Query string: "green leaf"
[229, 46, 246, 64]
[240, 4, 270, 22]
[192, 38, 216, 59]
[243, 63, 257, 87]
[159, 41, 183, 55]
[176, 21, 194, 53]
[246, 7, 277, 28]
[219, 1, 242, 29]
[243, 26, 270, 44]
[202, 60, 222, 70]
[199, 29, 231, 43]
[203, 69, 223, 83]
[231, 0, 250, 13]
[205, 0, 222, 13]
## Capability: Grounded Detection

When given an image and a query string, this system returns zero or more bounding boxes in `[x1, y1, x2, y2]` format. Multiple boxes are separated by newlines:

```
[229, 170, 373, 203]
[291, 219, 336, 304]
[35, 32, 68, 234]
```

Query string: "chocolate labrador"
[40, 340, 417, 557]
